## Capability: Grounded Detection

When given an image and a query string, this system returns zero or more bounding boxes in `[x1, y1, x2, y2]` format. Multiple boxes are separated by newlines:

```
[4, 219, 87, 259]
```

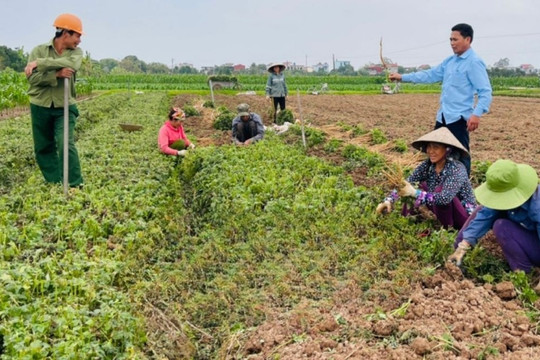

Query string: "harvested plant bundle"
[381, 164, 406, 188]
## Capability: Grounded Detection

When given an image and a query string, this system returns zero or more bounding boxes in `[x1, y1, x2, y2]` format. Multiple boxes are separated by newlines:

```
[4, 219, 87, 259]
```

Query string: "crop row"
[2, 70, 540, 112]
[0, 92, 172, 358]
[0, 70, 93, 112]
[1, 90, 514, 358]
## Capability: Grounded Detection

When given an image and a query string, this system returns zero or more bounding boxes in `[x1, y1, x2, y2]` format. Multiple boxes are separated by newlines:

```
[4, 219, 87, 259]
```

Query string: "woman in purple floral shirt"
[376, 127, 476, 230]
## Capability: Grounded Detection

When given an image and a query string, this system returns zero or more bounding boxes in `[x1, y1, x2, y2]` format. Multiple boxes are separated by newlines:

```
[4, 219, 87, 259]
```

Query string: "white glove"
[448, 241, 471, 266]
[376, 201, 392, 215]
[177, 150, 187, 156]
[398, 181, 417, 198]
[188, 143, 196, 149]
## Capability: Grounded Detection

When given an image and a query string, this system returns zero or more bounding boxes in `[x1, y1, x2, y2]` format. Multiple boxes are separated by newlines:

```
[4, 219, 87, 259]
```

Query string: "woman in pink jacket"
[158, 107, 195, 156]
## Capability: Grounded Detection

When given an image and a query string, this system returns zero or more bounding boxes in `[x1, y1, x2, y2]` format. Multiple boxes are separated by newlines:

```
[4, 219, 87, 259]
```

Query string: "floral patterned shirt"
[407, 159, 476, 212]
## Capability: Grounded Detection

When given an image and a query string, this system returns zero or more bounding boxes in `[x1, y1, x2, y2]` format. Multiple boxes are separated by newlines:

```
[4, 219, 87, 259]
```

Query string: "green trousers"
[30, 103, 83, 187]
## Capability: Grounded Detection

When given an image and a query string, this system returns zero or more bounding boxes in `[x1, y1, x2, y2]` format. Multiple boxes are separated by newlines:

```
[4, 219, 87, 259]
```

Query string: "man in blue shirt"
[389, 23, 492, 175]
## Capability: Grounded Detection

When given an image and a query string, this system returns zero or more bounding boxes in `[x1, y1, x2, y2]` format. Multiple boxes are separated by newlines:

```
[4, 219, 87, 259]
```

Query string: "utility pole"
[305, 54, 308, 68]
[332, 54, 335, 71]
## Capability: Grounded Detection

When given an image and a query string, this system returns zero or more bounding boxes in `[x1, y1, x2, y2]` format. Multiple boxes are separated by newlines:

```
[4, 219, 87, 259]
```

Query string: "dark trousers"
[455, 208, 540, 272]
[272, 97, 286, 122]
[236, 120, 258, 142]
[401, 182, 469, 230]
[30, 103, 83, 187]
[435, 116, 470, 175]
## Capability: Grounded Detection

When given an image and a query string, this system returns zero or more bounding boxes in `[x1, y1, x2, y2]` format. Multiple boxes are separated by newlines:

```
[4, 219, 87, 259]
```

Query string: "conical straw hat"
[411, 127, 469, 158]
[267, 62, 286, 72]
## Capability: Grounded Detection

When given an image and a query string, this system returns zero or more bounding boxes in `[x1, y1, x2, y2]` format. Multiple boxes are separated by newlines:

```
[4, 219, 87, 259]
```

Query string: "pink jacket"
[158, 121, 191, 155]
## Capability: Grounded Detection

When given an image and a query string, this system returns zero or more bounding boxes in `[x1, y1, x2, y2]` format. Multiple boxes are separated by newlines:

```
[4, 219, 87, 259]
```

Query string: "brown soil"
[178, 93, 540, 172]
[170, 93, 540, 359]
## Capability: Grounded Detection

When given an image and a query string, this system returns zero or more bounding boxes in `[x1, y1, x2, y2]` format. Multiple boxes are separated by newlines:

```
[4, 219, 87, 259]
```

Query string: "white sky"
[2, 0, 540, 70]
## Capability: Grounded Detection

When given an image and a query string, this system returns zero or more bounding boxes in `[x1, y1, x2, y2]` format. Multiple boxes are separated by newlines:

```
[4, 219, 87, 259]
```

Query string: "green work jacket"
[27, 38, 83, 107]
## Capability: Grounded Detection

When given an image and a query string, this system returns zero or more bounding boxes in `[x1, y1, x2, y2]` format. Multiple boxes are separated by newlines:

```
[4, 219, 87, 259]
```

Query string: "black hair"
[452, 23, 474, 43]
[168, 108, 177, 120]
[54, 28, 76, 39]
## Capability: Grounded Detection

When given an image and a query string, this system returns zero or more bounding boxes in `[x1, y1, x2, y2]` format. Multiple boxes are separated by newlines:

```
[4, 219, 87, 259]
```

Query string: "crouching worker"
[376, 127, 476, 230]
[232, 103, 265, 146]
[448, 160, 540, 287]
[158, 107, 195, 157]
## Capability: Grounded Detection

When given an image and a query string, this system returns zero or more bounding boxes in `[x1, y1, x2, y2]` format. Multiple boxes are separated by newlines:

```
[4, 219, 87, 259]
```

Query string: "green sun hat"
[474, 159, 539, 210]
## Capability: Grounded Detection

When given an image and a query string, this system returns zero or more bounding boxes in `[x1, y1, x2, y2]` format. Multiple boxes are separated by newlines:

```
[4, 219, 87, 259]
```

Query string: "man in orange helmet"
[24, 14, 85, 187]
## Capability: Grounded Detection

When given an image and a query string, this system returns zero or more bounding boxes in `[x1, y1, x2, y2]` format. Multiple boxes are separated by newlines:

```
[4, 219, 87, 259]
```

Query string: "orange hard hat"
[53, 13, 84, 35]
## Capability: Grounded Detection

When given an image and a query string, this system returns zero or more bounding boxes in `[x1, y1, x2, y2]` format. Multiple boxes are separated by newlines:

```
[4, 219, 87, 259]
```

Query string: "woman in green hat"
[449, 160, 540, 280]
[376, 127, 476, 230]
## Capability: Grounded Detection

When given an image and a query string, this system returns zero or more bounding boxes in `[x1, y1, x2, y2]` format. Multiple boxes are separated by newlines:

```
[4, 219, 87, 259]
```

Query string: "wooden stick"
[63, 77, 69, 196]
[296, 89, 306, 148]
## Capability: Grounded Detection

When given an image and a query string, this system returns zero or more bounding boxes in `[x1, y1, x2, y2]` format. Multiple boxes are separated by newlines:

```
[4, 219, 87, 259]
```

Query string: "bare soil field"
[186, 93, 540, 172]
[174, 93, 540, 359]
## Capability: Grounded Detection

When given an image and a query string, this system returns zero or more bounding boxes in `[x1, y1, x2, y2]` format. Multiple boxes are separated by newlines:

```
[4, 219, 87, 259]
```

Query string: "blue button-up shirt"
[463, 186, 540, 246]
[402, 48, 492, 125]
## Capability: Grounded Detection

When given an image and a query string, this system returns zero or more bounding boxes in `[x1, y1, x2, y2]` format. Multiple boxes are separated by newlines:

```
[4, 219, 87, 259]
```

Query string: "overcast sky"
[2, 0, 540, 70]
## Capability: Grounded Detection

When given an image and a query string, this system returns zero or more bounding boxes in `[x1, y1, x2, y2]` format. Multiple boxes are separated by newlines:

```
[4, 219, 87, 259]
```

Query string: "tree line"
[0, 45, 535, 78]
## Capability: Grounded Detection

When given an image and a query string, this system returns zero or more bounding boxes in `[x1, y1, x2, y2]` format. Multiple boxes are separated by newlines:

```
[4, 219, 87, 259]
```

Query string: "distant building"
[402, 66, 416, 73]
[233, 64, 246, 72]
[519, 64, 536, 75]
[284, 62, 306, 72]
[200, 66, 215, 74]
[366, 63, 398, 75]
[366, 65, 384, 76]
[312, 62, 330, 73]
[177, 62, 194, 69]
[221, 63, 234, 72]
[418, 64, 431, 71]
[335, 59, 351, 69]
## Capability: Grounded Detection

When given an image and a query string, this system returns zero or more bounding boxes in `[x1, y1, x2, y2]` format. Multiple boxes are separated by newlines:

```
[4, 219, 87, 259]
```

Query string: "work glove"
[534, 280, 540, 294]
[448, 240, 471, 266]
[188, 143, 196, 149]
[398, 181, 417, 198]
[177, 150, 188, 157]
[376, 201, 392, 215]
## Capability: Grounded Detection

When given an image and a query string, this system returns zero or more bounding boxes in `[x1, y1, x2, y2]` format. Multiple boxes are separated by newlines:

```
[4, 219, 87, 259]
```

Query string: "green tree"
[147, 62, 170, 74]
[331, 64, 356, 76]
[110, 66, 129, 75]
[173, 65, 198, 74]
[488, 67, 525, 77]
[79, 51, 104, 77]
[118, 55, 146, 73]
[214, 65, 233, 75]
[0, 46, 27, 72]
[99, 58, 119, 73]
